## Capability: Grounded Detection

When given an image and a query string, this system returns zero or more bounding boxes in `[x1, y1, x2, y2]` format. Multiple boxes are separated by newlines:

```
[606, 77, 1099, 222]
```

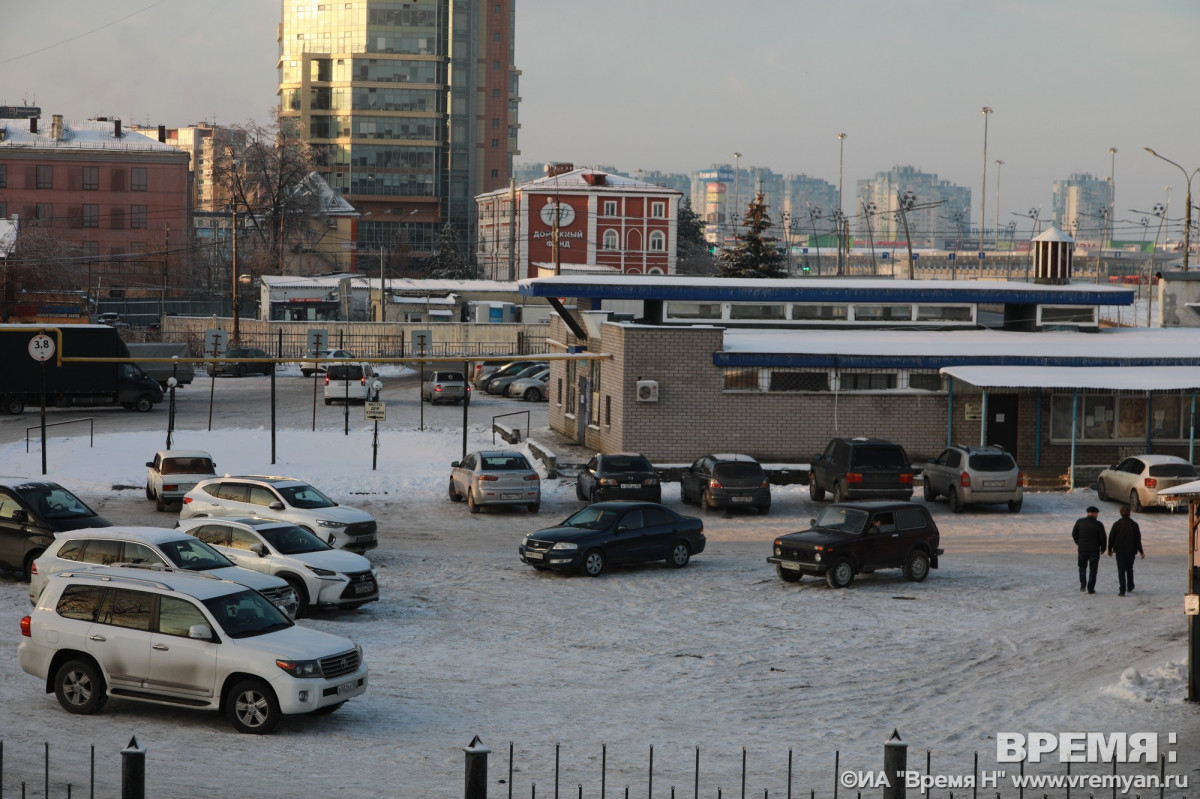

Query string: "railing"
[493, 410, 531, 445]
[26, 417, 94, 453]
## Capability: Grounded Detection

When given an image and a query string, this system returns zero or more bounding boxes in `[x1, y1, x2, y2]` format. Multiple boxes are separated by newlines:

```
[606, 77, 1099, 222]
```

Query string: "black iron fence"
[164, 328, 550, 361]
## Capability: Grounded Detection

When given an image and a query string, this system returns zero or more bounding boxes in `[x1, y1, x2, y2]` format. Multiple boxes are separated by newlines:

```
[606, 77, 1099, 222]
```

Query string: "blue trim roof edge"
[714, 353, 1200, 369]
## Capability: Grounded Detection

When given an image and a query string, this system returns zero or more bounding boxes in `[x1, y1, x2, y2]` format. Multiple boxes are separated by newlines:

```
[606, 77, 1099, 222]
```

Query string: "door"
[607, 508, 648, 564]
[0, 488, 46, 572]
[147, 595, 218, 700]
[89, 588, 154, 691]
[986, 395, 1019, 456]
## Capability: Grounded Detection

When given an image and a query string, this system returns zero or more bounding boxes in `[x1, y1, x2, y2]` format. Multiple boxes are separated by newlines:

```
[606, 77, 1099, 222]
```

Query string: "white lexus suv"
[19, 566, 368, 734]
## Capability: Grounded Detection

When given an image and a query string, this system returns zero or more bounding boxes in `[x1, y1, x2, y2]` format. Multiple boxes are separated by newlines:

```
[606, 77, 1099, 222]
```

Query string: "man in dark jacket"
[1072, 506, 1106, 594]
[1107, 505, 1144, 596]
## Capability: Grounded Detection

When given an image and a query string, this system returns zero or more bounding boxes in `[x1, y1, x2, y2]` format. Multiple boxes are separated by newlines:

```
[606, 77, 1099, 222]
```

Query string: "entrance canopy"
[940, 365, 1200, 392]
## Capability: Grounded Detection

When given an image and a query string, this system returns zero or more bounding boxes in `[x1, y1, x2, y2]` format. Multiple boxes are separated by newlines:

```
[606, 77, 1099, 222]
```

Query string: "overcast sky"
[3, 0, 1199, 239]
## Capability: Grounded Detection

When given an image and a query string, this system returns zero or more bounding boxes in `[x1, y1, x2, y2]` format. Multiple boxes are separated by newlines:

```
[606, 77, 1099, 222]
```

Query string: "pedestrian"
[1072, 505, 1106, 594]
[1107, 505, 1144, 596]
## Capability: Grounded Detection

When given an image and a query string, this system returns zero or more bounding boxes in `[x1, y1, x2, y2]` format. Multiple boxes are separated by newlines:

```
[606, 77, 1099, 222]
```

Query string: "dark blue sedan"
[519, 501, 705, 577]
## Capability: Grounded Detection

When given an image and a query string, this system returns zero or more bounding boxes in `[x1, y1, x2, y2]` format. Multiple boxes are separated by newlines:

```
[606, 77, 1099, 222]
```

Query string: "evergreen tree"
[423, 223, 475, 280]
[675, 198, 716, 275]
[715, 191, 787, 279]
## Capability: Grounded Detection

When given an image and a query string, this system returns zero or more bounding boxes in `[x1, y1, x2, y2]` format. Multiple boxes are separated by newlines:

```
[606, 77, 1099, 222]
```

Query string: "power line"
[0, 0, 173, 66]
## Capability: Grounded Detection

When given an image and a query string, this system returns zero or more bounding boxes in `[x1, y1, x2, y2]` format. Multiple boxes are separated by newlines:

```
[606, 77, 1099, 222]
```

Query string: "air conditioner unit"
[636, 380, 659, 402]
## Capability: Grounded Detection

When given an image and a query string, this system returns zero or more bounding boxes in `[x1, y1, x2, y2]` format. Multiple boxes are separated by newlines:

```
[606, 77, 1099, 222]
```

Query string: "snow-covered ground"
[0, 421, 1196, 798]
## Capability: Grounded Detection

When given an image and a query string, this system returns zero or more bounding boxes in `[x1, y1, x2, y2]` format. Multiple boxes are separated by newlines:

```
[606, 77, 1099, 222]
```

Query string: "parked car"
[19, 566, 368, 733]
[475, 360, 544, 392]
[0, 477, 112, 579]
[1097, 454, 1199, 511]
[324, 362, 377, 405]
[767, 501, 942, 588]
[28, 526, 299, 618]
[809, 437, 915, 503]
[680, 454, 771, 514]
[421, 369, 470, 405]
[506, 368, 550, 402]
[576, 453, 661, 504]
[519, 501, 705, 577]
[922, 444, 1023, 513]
[448, 450, 540, 513]
[471, 359, 512, 388]
[300, 348, 353, 377]
[175, 517, 379, 617]
[210, 347, 274, 377]
[179, 475, 378, 553]
[487, 363, 549, 395]
[145, 449, 217, 512]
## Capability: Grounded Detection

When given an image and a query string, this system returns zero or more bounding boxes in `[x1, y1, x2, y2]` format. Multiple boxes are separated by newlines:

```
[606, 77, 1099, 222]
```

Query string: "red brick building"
[0, 115, 191, 299]
[476, 164, 682, 281]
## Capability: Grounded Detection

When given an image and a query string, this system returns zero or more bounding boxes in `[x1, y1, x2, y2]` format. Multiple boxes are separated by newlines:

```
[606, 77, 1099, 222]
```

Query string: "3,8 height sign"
[28, 334, 55, 362]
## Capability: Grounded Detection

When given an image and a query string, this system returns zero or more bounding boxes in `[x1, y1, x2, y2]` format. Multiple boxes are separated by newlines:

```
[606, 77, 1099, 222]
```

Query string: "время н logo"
[997, 732, 1177, 763]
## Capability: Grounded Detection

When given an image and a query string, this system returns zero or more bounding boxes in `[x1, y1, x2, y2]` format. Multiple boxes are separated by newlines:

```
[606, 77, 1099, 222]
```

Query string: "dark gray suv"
[809, 437, 914, 503]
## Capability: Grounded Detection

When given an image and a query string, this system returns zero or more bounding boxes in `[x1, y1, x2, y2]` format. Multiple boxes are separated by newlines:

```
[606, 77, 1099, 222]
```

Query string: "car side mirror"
[927, 457, 936, 464]
[809, 518, 816, 526]
[188, 624, 213, 640]
[250, 543, 266, 557]
[269, 501, 284, 511]
[451, 461, 461, 468]
[146, 461, 155, 468]
[812, 454, 823, 463]
[12, 509, 28, 523]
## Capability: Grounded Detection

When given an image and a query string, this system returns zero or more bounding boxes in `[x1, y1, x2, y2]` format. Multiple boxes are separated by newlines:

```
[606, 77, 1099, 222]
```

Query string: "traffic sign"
[364, 401, 386, 421]
[205, 329, 227, 356]
[29, 334, 55, 362]
[410, 329, 433, 356]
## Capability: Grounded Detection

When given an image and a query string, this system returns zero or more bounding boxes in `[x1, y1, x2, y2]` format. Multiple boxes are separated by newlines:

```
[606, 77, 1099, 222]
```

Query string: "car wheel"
[1130, 490, 1144, 513]
[528, 503, 540, 513]
[134, 395, 154, 412]
[582, 548, 605, 577]
[311, 701, 345, 716]
[575, 481, 586, 501]
[235, 364, 246, 378]
[948, 488, 963, 513]
[4, 395, 25, 414]
[448, 481, 462, 502]
[757, 502, 771, 515]
[23, 550, 42, 582]
[680, 483, 690, 504]
[1008, 498, 1023, 513]
[324, 398, 332, 406]
[226, 678, 282, 734]
[589, 487, 598, 505]
[903, 550, 930, 582]
[809, 479, 826, 502]
[524, 388, 541, 402]
[666, 540, 691, 568]
[776, 564, 801, 583]
[467, 491, 480, 514]
[54, 659, 108, 715]
[826, 558, 855, 589]
[923, 480, 937, 502]
[145, 483, 154, 500]
[833, 483, 848, 503]
[155, 495, 166, 512]
[301, 369, 313, 377]
[283, 577, 310, 618]
[1096, 479, 1109, 502]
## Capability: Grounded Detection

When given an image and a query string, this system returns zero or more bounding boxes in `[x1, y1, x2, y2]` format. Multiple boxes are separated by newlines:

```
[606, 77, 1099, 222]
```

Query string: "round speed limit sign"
[29, 334, 55, 362]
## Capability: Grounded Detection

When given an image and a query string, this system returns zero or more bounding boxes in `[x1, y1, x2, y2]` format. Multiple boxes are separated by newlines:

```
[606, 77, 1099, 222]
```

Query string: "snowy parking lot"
[0, 410, 1196, 798]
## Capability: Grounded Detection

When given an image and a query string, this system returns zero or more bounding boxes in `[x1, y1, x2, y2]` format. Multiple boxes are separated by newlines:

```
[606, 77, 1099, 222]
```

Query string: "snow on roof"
[0, 117, 179, 152]
[1032, 226, 1075, 243]
[388, 296, 455, 305]
[292, 172, 358, 216]
[940, 365, 1200, 391]
[260, 275, 523, 292]
[478, 167, 683, 199]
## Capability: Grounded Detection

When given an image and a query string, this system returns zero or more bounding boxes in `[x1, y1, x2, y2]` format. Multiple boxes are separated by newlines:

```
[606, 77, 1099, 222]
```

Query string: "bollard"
[883, 730, 907, 799]
[121, 736, 146, 799]
[465, 735, 491, 799]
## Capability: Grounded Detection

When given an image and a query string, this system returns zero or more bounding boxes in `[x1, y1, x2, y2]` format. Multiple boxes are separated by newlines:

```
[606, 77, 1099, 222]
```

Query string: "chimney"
[29, 116, 38, 134]
[157, 124, 166, 143]
[114, 118, 122, 138]
[51, 114, 63, 141]
[544, 162, 574, 178]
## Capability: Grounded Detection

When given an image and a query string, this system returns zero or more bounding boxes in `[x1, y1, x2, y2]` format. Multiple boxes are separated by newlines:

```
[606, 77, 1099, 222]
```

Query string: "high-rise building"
[857, 166, 971, 249]
[1051, 173, 1109, 245]
[278, 0, 519, 272]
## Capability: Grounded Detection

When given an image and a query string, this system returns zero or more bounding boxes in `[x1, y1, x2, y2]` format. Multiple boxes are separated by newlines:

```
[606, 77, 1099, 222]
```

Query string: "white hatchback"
[323, 362, 376, 405]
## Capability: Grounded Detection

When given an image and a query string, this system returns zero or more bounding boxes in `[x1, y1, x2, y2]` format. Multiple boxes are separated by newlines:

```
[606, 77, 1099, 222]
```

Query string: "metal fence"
[161, 328, 550, 361]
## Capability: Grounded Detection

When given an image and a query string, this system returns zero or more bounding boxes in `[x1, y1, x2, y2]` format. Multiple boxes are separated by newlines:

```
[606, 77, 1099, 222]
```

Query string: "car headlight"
[521, 535, 529, 546]
[306, 565, 341, 579]
[315, 519, 345, 528]
[774, 546, 781, 556]
[551, 542, 578, 551]
[276, 658, 323, 678]
[814, 553, 822, 563]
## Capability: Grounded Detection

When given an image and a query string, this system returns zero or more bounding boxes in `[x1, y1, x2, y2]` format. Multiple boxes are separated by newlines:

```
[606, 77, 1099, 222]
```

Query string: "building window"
[602, 229, 619, 250]
[1038, 305, 1098, 326]
[853, 304, 912, 322]
[36, 165, 53, 189]
[0, 202, 6, 218]
[491, 138, 499, 148]
[729, 303, 784, 320]
[82, 242, 99, 263]
[131, 206, 148, 229]
[131, 167, 148, 191]
[603, 200, 617, 216]
[82, 204, 99, 228]
[35, 203, 53, 223]
[908, 372, 944, 392]
[82, 166, 99, 190]
[0, 164, 7, 188]
[665, 301, 721, 320]
[915, 305, 973, 322]
[605, 395, 611, 426]
[770, 371, 830, 391]
[648, 231, 665, 252]
[791, 304, 847, 320]
[839, 372, 897, 391]
[1050, 393, 1181, 441]
[723, 368, 761, 390]
[650, 201, 665, 218]
[491, 169, 499, 178]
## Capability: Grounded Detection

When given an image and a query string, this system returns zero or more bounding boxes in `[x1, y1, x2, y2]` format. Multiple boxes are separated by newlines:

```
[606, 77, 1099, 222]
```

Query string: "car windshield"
[1149, 463, 1198, 478]
[561, 507, 618, 529]
[968, 454, 1015, 471]
[603, 456, 653, 472]
[14, 483, 96, 521]
[435, 372, 465, 382]
[850, 446, 909, 469]
[158, 538, 234, 571]
[713, 462, 763, 479]
[258, 524, 332, 554]
[160, 457, 215, 475]
[814, 506, 870, 534]
[201, 589, 293, 638]
[481, 455, 531, 471]
[275, 483, 336, 509]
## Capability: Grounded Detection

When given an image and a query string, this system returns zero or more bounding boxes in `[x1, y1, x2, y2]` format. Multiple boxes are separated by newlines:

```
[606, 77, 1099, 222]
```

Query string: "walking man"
[1108, 505, 1144, 596]
[1072, 505, 1106, 594]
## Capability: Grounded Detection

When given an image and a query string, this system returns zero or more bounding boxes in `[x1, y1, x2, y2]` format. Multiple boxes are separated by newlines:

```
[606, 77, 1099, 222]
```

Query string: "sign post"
[204, 329, 227, 432]
[365, 380, 385, 471]
[28, 333, 55, 475]
[308, 329, 327, 432]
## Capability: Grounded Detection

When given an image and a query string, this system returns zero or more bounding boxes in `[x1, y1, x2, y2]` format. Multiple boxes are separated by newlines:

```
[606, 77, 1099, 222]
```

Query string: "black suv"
[809, 437, 914, 503]
[767, 501, 942, 588]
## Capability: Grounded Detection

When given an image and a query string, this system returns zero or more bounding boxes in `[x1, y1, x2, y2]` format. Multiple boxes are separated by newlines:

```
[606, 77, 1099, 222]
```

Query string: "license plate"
[620, 483, 639, 489]
[525, 550, 544, 561]
[501, 493, 521, 500]
[983, 480, 1005, 488]
[732, 496, 753, 503]
[780, 561, 800, 571]
[354, 582, 376, 596]
[337, 680, 358, 696]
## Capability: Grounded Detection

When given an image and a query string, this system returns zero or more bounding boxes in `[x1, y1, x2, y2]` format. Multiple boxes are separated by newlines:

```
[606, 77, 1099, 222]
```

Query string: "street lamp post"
[979, 106, 993, 258]
[732, 152, 742, 239]
[230, 203, 240, 345]
[837, 133, 847, 273]
[1145, 147, 1198, 271]
[993, 159, 1003, 251]
[1108, 147, 1118, 249]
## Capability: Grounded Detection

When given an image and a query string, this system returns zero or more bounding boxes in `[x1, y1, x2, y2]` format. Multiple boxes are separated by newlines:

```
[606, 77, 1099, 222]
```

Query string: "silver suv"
[180, 475, 378, 553]
[922, 444, 1023, 513]
[19, 566, 368, 734]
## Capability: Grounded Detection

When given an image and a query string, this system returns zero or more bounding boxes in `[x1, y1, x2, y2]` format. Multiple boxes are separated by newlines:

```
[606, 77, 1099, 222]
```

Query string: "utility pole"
[161, 224, 169, 325]
[231, 204, 240, 346]
[378, 245, 385, 322]
[979, 106, 994, 256]
[507, 178, 516, 281]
